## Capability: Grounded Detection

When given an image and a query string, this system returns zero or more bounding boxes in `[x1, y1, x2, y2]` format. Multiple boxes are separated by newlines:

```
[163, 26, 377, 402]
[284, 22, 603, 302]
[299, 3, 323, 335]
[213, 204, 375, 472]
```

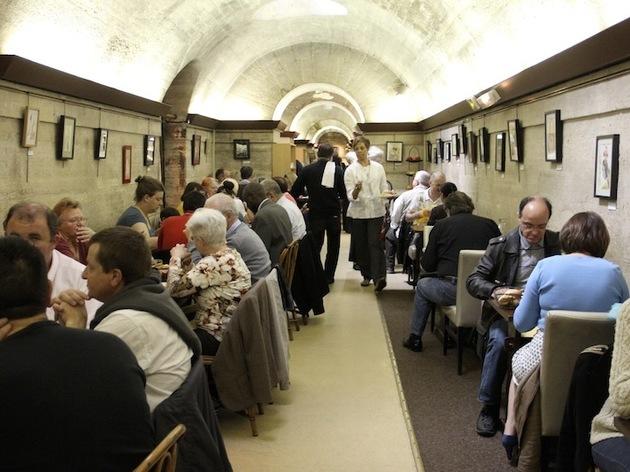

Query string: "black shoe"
[403, 334, 423, 352]
[374, 278, 387, 292]
[361, 278, 371, 287]
[476, 405, 499, 437]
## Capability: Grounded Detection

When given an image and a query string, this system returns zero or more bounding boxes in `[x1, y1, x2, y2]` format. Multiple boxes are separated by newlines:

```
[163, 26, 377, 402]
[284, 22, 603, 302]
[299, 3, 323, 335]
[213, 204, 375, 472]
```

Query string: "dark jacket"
[291, 233, 329, 315]
[251, 200, 292, 265]
[421, 213, 501, 277]
[427, 204, 447, 226]
[290, 158, 347, 219]
[466, 228, 561, 300]
[153, 359, 232, 472]
[90, 277, 202, 358]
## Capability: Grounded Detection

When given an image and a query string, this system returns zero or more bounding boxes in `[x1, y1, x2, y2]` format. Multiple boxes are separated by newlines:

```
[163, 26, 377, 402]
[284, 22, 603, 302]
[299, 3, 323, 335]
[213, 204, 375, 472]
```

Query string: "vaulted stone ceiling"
[1, 0, 629, 140]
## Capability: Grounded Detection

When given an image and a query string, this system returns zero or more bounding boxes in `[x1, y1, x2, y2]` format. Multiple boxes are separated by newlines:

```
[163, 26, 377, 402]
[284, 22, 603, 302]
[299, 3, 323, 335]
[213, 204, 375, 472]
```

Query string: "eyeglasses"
[521, 222, 547, 231]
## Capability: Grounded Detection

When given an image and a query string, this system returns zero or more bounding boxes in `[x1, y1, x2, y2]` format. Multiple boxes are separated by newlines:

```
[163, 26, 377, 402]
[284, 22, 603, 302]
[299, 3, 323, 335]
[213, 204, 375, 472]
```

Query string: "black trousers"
[308, 214, 341, 281]
[385, 227, 397, 270]
[349, 217, 386, 281]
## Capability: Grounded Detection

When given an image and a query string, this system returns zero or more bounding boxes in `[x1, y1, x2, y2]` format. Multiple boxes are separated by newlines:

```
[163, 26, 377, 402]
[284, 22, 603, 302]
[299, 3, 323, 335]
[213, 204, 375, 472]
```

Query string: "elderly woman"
[117, 175, 164, 250]
[52, 198, 94, 264]
[502, 211, 629, 460]
[167, 208, 251, 356]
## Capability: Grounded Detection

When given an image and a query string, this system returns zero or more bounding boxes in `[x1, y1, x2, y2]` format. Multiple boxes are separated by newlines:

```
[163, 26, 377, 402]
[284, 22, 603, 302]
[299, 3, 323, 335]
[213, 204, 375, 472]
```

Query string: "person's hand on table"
[0, 318, 12, 340]
[492, 287, 523, 307]
[170, 244, 189, 260]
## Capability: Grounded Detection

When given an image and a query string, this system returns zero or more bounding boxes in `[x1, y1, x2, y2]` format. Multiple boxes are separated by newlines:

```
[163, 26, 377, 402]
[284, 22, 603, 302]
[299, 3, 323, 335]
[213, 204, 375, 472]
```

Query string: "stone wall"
[423, 62, 630, 274]
[0, 80, 162, 231]
[214, 130, 274, 181]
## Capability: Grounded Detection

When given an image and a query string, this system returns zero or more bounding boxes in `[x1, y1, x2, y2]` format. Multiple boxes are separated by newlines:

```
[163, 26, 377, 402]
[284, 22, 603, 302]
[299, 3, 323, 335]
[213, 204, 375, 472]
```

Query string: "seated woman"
[502, 211, 629, 461]
[52, 198, 94, 264]
[177, 181, 205, 214]
[166, 208, 251, 356]
[218, 178, 247, 218]
[590, 300, 630, 471]
[117, 175, 164, 250]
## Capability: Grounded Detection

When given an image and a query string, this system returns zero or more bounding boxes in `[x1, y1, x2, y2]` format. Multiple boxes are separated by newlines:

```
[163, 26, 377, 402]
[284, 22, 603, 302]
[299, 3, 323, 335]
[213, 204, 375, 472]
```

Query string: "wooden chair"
[133, 424, 186, 472]
[279, 240, 302, 334]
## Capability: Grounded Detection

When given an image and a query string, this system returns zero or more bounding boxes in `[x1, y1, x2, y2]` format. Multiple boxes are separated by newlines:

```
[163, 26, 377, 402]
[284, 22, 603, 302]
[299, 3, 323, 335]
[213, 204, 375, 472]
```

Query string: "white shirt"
[277, 195, 306, 241]
[344, 160, 388, 219]
[47, 249, 101, 325]
[95, 309, 193, 412]
[407, 187, 442, 214]
[390, 186, 426, 229]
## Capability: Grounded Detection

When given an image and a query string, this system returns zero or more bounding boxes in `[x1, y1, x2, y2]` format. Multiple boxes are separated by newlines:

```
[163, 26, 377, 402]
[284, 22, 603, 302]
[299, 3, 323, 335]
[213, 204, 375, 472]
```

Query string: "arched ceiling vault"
[290, 101, 358, 138]
[1, 1, 629, 123]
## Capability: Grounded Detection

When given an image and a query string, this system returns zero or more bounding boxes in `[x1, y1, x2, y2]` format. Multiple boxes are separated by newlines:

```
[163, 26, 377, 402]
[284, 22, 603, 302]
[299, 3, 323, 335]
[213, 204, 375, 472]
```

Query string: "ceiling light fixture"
[475, 89, 501, 109]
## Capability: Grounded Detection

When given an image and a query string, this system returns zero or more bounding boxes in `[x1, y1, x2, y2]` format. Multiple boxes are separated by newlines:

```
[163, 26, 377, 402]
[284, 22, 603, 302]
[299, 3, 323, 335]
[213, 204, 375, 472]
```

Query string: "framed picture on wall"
[58, 115, 76, 160]
[386, 141, 403, 162]
[451, 134, 459, 158]
[432, 146, 438, 164]
[426, 141, 432, 162]
[479, 127, 490, 163]
[594, 134, 619, 199]
[144, 135, 156, 166]
[436, 138, 443, 161]
[495, 132, 506, 171]
[233, 139, 250, 160]
[22, 107, 39, 148]
[122, 145, 132, 184]
[444, 141, 451, 162]
[468, 131, 477, 164]
[95, 128, 108, 160]
[458, 124, 467, 154]
[508, 119, 523, 162]
[545, 110, 562, 162]
[191, 134, 201, 166]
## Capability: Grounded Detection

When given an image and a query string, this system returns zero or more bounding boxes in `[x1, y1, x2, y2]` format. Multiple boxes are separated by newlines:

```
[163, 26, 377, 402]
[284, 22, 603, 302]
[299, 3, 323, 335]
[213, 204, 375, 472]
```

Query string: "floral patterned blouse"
[167, 247, 251, 342]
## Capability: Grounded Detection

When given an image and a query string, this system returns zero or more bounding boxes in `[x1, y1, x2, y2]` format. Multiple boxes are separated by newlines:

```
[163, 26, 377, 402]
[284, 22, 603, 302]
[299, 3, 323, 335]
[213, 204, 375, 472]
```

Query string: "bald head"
[518, 196, 552, 246]
[413, 170, 431, 188]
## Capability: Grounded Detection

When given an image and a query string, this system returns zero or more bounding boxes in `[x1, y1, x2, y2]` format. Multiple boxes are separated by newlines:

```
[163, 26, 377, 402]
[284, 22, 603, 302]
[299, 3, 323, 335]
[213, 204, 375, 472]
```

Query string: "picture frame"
[479, 127, 490, 163]
[545, 110, 562, 162]
[594, 134, 619, 199]
[95, 128, 108, 160]
[233, 139, 250, 160]
[458, 124, 467, 154]
[444, 141, 451, 162]
[432, 146, 438, 164]
[122, 145, 132, 184]
[58, 115, 76, 160]
[425, 141, 432, 162]
[507, 119, 523, 162]
[22, 107, 39, 148]
[191, 134, 201, 166]
[451, 134, 459, 159]
[495, 132, 506, 171]
[386, 141, 403, 162]
[143, 135, 156, 166]
[436, 138, 443, 161]
[467, 131, 477, 164]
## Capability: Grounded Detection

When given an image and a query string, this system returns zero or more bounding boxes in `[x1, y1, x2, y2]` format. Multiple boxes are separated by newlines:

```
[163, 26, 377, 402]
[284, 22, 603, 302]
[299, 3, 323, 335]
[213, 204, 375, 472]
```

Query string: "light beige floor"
[219, 234, 423, 471]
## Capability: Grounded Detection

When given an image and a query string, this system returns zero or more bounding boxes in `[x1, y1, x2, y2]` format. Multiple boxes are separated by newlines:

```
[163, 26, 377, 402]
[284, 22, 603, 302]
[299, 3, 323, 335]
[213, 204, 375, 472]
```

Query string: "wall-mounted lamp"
[475, 88, 501, 109]
[466, 97, 481, 111]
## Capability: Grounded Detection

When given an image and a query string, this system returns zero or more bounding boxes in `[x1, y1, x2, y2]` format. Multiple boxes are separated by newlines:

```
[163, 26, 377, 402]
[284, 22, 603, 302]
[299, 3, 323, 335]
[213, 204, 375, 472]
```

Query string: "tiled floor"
[218, 234, 422, 471]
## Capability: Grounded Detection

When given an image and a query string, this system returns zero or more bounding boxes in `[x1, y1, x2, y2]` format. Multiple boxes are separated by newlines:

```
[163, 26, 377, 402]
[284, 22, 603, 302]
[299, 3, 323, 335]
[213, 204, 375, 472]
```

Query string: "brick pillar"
[163, 122, 187, 208]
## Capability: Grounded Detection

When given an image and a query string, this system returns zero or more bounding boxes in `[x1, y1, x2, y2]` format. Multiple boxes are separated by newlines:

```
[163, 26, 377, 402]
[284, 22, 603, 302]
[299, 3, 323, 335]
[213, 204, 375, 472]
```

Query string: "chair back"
[451, 250, 485, 327]
[133, 424, 186, 472]
[279, 240, 300, 287]
[422, 225, 433, 251]
[540, 310, 614, 436]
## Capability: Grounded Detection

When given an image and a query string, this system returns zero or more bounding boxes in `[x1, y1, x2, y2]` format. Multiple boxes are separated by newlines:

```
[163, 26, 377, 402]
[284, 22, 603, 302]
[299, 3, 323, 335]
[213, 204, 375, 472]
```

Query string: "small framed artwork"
[144, 135, 156, 166]
[468, 131, 478, 164]
[386, 141, 403, 162]
[58, 115, 76, 160]
[122, 145, 132, 184]
[22, 107, 39, 148]
[444, 141, 451, 162]
[458, 124, 467, 154]
[495, 132, 506, 171]
[479, 127, 490, 163]
[545, 110, 562, 162]
[425, 141, 432, 162]
[95, 128, 108, 160]
[233, 139, 250, 160]
[432, 146, 438, 164]
[507, 119, 523, 162]
[451, 133, 459, 159]
[594, 134, 619, 199]
[191, 134, 201, 166]
[436, 138, 443, 161]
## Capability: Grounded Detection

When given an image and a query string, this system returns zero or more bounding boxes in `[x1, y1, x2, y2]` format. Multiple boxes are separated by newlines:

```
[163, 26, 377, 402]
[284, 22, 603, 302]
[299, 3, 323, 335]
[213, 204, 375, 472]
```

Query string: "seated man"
[242, 181, 292, 264]
[3, 202, 100, 323]
[405, 171, 446, 222]
[466, 196, 559, 437]
[0, 236, 155, 470]
[261, 178, 306, 241]
[403, 191, 500, 353]
[205, 193, 271, 283]
[53, 227, 201, 412]
[52, 197, 95, 265]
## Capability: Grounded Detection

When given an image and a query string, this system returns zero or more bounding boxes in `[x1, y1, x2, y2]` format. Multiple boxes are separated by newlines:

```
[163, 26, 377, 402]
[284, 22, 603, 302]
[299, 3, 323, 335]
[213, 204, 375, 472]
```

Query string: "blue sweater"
[514, 255, 629, 332]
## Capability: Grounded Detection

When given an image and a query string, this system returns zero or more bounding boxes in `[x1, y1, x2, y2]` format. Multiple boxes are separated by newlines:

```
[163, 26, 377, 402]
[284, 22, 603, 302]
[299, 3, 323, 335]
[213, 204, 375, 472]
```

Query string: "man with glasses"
[466, 196, 560, 437]
[53, 198, 95, 265]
